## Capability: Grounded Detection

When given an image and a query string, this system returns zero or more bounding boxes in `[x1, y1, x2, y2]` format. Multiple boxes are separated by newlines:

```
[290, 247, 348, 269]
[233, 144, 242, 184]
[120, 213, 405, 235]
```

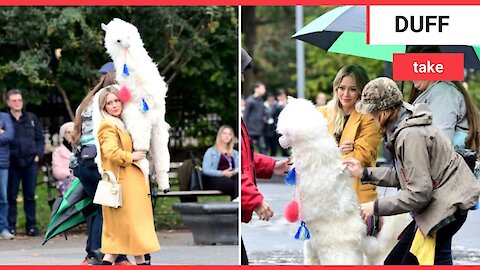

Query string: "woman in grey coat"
[344, 77, 480, 265]
[407, 46, 480, 154]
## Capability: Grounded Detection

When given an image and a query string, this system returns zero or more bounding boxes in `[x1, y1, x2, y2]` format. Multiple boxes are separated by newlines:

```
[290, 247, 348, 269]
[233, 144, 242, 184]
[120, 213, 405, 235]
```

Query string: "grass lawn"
[13, 173, 231, 234]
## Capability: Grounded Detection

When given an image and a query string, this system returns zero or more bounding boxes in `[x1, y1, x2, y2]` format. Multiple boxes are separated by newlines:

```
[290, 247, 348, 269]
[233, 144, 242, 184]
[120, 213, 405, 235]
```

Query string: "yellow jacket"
[319, 106, 382, 203]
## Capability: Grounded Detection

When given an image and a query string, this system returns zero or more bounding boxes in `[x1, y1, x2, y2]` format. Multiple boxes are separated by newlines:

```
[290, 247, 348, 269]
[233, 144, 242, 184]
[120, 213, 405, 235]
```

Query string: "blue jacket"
[0, 112, 14, 169]
[202, 146, 239, 177]
[9, 110, 44, 167]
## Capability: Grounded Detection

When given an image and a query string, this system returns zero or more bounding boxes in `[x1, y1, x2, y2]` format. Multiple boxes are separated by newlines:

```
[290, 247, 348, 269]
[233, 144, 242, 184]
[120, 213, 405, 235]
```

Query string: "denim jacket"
[0, 112, 14, 169]
[202, 147, 239, 177]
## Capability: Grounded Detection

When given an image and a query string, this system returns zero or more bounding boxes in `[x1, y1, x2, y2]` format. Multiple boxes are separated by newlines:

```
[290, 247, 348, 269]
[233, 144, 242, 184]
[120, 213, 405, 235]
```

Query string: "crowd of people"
[242, 82, 328, 157]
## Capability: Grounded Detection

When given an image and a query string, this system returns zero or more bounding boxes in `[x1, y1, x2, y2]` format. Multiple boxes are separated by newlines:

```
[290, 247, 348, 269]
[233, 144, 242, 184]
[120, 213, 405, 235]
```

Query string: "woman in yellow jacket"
[319, 65, 382, 203]
[96, 86, 160, 265]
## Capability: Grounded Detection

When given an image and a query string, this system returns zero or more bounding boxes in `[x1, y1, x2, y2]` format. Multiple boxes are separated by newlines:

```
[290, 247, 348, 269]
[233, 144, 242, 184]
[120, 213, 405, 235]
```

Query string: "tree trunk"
[241, 6, 257, 96]
[54, 78, 75, 121]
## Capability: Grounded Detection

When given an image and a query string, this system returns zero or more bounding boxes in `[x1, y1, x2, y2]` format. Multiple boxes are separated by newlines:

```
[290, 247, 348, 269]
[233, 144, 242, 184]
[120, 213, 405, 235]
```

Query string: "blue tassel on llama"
[140, 98, 150, 113]
[294, 221, 311, 240]
[284, 168, 296, 185]
[123, 63, 130, 77]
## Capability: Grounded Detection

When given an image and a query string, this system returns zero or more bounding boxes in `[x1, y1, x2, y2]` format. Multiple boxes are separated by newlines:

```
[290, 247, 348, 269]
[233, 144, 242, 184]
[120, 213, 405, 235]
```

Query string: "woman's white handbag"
[93, 170, 122, 208]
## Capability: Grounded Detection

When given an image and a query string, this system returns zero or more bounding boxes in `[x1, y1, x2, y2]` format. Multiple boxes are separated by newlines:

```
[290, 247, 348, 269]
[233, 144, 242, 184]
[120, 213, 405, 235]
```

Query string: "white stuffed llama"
[101, 18, 170, 192]
[277, 97, 410, 265]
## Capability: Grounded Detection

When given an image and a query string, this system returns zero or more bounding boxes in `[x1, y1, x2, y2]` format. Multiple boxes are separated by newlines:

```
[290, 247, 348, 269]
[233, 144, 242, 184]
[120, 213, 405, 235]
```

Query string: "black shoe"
[144, 254, 151, 264]
[100, 261, 113, 265]
[88, 256, 104, 265]
[88, 249, 104, 265]
[26, 227, 39, 237]
[8, 228, 16, 236]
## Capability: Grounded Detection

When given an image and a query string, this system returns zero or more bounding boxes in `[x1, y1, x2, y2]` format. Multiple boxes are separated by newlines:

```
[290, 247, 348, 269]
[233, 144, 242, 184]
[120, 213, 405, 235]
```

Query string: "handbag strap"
[103, 168, 120, 184]
[189, 150, 198, 166]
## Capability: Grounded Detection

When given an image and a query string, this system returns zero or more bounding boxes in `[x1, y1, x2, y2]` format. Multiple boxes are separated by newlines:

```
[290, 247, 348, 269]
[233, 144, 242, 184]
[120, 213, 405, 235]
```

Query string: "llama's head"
[277, 96, 331, 149]
[101, 18, 144, 60]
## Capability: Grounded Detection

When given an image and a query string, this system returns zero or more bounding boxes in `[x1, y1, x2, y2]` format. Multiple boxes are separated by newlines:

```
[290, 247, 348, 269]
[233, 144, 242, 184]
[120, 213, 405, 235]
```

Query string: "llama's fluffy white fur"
[277, 97, 411, 265]
[101, 18, 170, 191]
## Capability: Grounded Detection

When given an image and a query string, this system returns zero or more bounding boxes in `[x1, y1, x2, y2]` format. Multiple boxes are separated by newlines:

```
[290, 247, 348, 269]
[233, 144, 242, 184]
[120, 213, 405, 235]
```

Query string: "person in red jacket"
[240, 48, 290, 264]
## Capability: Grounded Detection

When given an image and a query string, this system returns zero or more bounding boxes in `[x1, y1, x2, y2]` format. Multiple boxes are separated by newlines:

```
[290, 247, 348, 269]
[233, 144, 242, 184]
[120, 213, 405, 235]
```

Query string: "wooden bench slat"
[169, 162, 183, 169]
[167, 172, 179, 178]
[153, 190, 224, 197]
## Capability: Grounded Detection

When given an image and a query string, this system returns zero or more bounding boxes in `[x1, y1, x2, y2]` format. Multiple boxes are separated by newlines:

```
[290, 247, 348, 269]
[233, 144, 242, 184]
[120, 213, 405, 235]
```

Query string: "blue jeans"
[8, 163, 37, 230]
[86, 206, 103, 256]
[0, 169, 9, 231]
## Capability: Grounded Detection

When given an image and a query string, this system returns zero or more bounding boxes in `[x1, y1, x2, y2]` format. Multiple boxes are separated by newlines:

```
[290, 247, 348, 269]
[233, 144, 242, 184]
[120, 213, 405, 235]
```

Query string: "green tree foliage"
[243, 6, 480, 107]
[0, 6, 237, 148]
[243, 6, 383, 100]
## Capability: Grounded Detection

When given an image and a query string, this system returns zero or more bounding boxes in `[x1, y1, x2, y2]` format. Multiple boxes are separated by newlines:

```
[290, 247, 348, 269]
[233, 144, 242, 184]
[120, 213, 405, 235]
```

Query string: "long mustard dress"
[98, 120, 160, 255]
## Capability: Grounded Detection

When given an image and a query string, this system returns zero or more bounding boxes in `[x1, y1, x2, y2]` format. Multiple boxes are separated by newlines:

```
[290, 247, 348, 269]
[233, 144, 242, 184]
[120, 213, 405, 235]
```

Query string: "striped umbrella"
[292, 6, 480, 69]
[43, 177, 97, 245]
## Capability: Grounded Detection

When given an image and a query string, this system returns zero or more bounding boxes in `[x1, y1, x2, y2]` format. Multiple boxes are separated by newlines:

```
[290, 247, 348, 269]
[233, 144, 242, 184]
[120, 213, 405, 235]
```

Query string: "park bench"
[150, 161, 226, 212]
[40, 164, 60, 209]
[172, 202, 238, 245]
[151, 161, 237, 245]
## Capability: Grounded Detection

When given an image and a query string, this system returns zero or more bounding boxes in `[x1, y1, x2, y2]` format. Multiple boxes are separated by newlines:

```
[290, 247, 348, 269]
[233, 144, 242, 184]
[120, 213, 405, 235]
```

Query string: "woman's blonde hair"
[214, 125, 235, 156]
[73, 71, 116, 147]
[98, 85, 125, 131]
[326, 65, 370, 139]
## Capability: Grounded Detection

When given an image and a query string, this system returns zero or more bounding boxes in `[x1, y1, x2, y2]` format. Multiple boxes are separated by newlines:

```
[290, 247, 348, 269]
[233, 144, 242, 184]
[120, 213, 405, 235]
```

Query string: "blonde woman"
[319, 65, 382, 203]
[202, 125, 239, 200]
[97, 86, 159, 265]
[72, 66, 131, 265]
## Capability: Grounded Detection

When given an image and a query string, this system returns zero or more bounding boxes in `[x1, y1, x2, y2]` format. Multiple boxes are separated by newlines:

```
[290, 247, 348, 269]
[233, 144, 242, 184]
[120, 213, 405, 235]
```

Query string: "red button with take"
[393, 53, 464, 81]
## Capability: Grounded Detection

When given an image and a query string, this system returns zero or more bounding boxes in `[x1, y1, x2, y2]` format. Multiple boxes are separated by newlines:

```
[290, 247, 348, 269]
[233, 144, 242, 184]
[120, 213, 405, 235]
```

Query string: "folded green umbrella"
[43, 177, 97, 245]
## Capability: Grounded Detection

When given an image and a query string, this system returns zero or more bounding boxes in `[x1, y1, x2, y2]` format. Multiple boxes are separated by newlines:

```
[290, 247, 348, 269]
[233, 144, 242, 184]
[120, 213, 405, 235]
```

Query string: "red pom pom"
[118, 85, 131, 103]
[284, 200, 299, 223]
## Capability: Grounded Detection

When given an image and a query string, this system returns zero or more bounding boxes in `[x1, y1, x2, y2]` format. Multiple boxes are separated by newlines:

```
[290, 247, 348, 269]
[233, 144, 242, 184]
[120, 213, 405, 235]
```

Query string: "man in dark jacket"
[6, 89, 44, 236]
[244, 82, 267, 154]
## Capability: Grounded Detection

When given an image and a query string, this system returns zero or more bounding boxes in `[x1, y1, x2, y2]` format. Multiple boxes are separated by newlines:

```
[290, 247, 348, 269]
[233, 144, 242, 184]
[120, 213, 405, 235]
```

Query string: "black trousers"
[384, 211, 468, 265]
[241, 237, 249, 265]
[203, 175, 238, 200]
[8, 163, 37, 230]
[265, 135, 278, 156]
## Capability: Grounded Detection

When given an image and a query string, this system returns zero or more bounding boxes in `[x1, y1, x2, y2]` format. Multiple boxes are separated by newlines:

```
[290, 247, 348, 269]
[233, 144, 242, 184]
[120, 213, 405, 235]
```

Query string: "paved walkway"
[0, 230, 238, 265]
[243, 182, 480, 265]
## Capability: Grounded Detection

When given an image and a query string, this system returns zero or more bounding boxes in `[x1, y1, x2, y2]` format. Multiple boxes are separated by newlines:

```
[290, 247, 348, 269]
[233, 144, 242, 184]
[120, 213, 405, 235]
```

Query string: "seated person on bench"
[52, 122, 75, 195]
[202, 125, 238, 200]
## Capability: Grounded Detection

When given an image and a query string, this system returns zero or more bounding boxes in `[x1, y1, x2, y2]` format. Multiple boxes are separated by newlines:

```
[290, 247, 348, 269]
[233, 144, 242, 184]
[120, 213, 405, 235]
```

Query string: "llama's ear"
[101, 23, 108, 31]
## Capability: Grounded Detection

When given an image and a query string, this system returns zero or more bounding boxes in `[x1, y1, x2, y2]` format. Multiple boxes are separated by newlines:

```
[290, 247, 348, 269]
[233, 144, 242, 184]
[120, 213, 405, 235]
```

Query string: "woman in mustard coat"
[319, 65, 382, 203]
[96, 86, 160, 265]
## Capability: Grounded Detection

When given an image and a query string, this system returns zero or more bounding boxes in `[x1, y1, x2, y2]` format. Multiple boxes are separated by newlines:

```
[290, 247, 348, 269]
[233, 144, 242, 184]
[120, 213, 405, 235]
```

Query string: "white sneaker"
[0, 229, 14, 240]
